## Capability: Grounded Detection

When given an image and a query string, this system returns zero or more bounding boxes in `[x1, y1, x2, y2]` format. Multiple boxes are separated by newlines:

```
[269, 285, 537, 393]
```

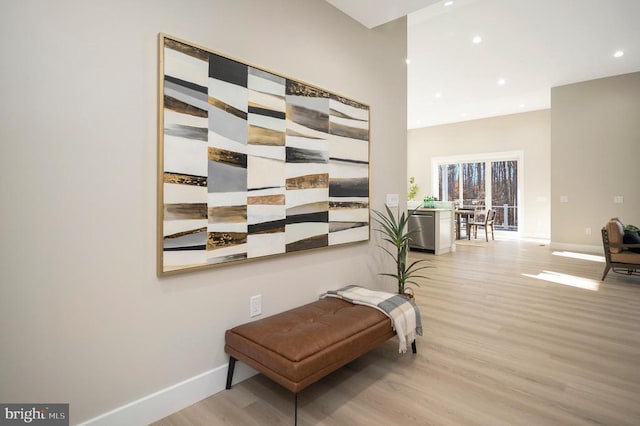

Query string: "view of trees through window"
[491, 161, 518, 230]
[438, 164, 459, 201]
[438, 160, 518, 230]
[463, 163, 485, 206]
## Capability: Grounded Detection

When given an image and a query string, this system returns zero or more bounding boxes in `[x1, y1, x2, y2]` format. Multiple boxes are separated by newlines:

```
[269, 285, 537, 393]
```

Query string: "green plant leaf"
[372, 205, 431, 294]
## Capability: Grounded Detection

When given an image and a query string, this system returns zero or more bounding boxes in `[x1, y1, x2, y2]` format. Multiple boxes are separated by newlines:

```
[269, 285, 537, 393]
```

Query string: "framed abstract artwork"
[157, 34, 370, 275]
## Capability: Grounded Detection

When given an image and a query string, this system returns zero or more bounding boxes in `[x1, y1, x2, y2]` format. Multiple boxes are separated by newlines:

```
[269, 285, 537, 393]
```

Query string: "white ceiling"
[326, 0, 640, 128]
[325, 0, 442, 29]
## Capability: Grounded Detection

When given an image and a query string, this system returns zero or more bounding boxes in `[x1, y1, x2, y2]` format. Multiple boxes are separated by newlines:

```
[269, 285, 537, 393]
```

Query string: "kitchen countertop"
[410, 207, 453, 212]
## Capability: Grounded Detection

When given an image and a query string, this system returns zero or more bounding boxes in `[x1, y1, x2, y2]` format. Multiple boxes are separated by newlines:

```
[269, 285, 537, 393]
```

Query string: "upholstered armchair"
[601, 218, 640, 280]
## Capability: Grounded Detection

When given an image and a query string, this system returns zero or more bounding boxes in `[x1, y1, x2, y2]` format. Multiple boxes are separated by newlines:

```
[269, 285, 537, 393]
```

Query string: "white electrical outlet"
[250, 295, 262, 317]
[585, 227, 591, 235]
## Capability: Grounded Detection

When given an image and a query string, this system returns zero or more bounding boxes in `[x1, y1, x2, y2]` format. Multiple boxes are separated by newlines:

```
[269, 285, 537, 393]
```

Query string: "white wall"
[0, 1, 407, 423]
[408, 110, 551, 239]
[550, 72, 640, 251]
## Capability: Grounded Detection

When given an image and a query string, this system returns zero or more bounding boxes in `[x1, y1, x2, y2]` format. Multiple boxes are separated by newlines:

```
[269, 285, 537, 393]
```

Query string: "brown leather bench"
[224, 297, 416, 422]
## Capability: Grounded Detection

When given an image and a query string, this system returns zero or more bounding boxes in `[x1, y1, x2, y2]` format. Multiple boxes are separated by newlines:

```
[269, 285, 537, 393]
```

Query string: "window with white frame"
[433, 152, 521, 231]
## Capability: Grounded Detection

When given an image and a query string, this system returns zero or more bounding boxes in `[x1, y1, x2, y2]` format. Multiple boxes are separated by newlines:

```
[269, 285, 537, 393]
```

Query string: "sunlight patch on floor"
[493, 231, 550, 244]
[523, 270, 599, 291]
[552, 251, 605, 263]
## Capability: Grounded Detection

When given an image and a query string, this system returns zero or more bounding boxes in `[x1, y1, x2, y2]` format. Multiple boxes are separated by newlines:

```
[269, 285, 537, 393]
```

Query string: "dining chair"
[468, 209, 496, 241]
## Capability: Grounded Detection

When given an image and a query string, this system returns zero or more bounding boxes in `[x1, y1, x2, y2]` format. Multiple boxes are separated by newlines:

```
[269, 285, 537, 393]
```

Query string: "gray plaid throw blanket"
[321, 285, 423, 353]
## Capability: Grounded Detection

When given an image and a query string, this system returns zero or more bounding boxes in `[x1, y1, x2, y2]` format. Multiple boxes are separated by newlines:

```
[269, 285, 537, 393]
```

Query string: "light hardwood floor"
[153, 238, 640, 425]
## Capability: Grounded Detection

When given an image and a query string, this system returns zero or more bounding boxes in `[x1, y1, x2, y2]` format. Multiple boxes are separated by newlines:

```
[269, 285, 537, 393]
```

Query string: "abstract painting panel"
[158, 34, 369, 274]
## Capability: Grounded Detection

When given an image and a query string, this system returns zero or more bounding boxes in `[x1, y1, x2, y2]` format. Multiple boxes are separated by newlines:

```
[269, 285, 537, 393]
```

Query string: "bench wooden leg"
[412, 340, 417, 354]
[226, 356, 236, 390]
[294, 393, 298, 426]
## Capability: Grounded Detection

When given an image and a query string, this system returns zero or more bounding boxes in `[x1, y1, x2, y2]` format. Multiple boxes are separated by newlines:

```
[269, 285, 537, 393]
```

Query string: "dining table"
[454, 209, 476, 240]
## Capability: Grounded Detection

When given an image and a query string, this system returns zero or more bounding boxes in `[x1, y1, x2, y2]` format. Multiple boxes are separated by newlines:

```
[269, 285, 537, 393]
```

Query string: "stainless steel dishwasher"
[408, 210, 436, 251]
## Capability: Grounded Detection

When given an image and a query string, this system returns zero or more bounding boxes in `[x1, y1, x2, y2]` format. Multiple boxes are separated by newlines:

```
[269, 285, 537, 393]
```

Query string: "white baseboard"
[549, 241, 603, 255]
[77, 362, 257, 426]
[520, 232, 551, 241]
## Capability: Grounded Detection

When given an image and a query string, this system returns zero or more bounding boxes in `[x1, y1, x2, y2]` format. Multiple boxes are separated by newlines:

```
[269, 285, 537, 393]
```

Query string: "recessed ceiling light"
[472, 35, 482, 44]
[497, 78, 506, 85]
[519, 104, 525, 108]
[435, 92, 442, 98]
[614, 50, 624, 58]
[405, 58, 411, 65]
[444, 1, 454, 6]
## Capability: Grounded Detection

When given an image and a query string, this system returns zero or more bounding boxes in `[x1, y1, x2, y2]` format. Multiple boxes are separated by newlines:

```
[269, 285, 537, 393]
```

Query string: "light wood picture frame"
[157, 34, 370, 275]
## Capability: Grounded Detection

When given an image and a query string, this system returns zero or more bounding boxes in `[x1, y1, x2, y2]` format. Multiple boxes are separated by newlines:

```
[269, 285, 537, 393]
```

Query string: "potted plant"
[372, 204, 431, 296]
